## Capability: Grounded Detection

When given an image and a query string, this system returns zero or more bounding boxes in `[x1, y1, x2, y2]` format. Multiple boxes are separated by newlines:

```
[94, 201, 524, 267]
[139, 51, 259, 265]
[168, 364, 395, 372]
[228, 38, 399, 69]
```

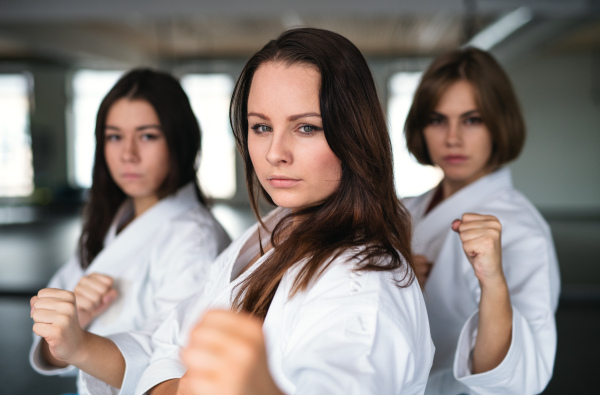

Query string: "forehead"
[248, 62, 321, 111]
[434, 80, 478, 112]
[106, 98, 159, 122]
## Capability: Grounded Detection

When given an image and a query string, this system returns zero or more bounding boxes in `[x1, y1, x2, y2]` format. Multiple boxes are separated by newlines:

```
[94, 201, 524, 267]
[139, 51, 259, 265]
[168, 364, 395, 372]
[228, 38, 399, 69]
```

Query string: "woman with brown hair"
[29, 69, 230, 394]
[403, 47, 560, 394]
[91, 27, 436, 394]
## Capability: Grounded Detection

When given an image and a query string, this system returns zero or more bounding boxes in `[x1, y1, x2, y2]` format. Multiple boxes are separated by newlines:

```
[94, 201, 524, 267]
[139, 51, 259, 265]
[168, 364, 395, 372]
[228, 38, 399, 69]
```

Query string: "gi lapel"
[413, 168, 513, 261]
[84, 183, 199, 277]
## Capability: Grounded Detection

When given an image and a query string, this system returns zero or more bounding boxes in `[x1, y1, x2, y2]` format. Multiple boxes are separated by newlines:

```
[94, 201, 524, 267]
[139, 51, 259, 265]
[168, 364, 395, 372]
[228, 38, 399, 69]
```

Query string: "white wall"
[507, 51, 600, 212]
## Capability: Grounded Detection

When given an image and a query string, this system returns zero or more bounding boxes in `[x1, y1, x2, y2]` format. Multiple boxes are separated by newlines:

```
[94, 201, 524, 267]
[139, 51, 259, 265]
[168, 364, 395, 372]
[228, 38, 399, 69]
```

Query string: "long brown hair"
[78, 68, 206, 268]
[230, 28, 415, 320]
[405, 47, 526, 169]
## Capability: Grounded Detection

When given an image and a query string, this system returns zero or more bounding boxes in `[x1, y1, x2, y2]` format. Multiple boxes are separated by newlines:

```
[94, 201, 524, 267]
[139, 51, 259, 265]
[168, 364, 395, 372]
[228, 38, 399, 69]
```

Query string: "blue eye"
[251, 124, 272, 134]
[298, 124, 322, 135]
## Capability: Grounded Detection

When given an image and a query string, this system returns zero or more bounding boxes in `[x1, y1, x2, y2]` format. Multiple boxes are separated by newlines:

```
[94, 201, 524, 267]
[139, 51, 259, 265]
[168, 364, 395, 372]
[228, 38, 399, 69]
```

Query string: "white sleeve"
[81, 294, 207, 395]
[282, 303, 431, 394]
[453, 231, 559, 394]
[78, 331, 154, 395]
[134, 293, 208, 395]
[29, 256, 83, 376]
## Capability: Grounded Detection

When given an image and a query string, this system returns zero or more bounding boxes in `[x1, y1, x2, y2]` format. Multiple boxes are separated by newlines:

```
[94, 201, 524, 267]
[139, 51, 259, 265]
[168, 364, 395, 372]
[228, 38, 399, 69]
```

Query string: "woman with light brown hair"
[403, 47, 560, 394]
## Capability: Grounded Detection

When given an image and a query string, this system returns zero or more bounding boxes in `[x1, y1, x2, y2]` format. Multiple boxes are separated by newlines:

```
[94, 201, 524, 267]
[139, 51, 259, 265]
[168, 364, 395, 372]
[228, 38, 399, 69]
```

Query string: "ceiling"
[0, 0, 597, 67]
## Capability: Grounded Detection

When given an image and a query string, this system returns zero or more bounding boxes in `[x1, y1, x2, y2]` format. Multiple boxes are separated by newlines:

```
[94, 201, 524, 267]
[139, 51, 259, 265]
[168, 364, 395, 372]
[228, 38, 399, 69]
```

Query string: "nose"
[121, 135, 139, 163]
[445, 121, 463, 146]
[265, 130, 292, 166]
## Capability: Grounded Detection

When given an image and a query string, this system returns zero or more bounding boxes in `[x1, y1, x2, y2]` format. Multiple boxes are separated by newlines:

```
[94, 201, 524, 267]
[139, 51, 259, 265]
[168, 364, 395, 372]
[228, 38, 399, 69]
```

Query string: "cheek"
[423, 129, 441, 158]
[476, 131, 493, 161]
[247, 136, 263, 171]
[151, 143, 171, 180]
[314, 148, 342, 184]
[104, 146, 118, 173]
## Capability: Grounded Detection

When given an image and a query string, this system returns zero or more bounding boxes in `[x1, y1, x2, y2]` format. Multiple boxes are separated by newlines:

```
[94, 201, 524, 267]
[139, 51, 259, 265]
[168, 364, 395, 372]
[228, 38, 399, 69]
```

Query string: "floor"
[0, 204, 598, 394]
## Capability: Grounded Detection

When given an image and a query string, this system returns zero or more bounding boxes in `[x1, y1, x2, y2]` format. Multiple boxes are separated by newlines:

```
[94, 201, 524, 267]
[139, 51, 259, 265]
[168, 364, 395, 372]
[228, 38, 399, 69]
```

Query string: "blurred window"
[181, 74, 236, 199]
[388, 72, 443, 198]
[71, 70, 124, 188]
[0, 74, 34, 197]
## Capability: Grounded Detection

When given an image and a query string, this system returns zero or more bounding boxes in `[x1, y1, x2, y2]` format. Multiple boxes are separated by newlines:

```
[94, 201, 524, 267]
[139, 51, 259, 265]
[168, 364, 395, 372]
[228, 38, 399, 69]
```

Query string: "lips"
[267, 175, 300, 188]
[121, 173, 143, 180]
[443, 155, 468, 164]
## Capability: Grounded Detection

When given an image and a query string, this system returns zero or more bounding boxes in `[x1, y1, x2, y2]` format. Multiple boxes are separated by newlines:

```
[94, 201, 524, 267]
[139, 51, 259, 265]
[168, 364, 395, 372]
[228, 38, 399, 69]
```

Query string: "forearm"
[472, 275, 513, 374]
[69, 332, 126, 389]
[149, 379, 179, 394]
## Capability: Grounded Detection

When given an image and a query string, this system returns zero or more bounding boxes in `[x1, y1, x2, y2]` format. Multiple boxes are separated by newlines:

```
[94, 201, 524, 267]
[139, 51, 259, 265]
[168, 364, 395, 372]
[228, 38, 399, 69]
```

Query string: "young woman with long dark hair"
[122, 27, 434, 394]
[403, 47, 560, 394]
[30, 69, 230, 394]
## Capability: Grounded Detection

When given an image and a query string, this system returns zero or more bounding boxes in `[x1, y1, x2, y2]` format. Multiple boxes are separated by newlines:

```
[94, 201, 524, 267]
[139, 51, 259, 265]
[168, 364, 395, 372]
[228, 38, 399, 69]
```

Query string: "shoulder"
[288, 249, 428, 340]
[402, 189, 434, 212]
[156, 202, 230, 252]
[273, 249, 433, 388]
[145, 203, 230, 277]
[475, 188, 553, 244]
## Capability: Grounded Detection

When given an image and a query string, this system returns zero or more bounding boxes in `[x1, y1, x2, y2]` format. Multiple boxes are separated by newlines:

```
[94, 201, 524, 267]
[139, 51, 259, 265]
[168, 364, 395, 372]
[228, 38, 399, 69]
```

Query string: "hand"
[73, 273, 118, 328]
[413, 254, 433, 286]
[178, 310, 283, 395]
[31, 288, 87, 365]
[452, 213, 504, 286]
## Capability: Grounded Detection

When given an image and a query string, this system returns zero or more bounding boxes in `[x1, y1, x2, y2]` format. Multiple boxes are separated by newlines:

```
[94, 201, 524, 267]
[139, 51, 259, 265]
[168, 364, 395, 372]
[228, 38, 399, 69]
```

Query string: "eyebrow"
[431, 110, 480, 118]
[105, 124, 162, 132]
[247, 112, 321, 121]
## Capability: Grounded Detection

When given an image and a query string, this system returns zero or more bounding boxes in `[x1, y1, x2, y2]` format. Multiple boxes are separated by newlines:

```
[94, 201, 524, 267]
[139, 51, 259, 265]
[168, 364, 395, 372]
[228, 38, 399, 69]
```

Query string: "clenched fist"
[178, 310, 283, 395]
[73, 273, 119, 328]
[452, 213, 504, 287]
[31, 288, 88, 365]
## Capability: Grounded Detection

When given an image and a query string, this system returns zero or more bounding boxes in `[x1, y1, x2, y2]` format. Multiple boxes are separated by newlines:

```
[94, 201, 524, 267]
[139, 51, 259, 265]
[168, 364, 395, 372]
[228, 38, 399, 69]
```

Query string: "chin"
[119, 186, 151, 199]
[269, 197, 306, 211]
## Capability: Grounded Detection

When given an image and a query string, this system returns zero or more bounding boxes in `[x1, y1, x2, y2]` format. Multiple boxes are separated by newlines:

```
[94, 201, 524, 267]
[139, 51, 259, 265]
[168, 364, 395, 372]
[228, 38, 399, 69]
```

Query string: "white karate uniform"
[29, 183, 231, 395]
[403, 168, 560, 395]
[104, 207, 434, 395]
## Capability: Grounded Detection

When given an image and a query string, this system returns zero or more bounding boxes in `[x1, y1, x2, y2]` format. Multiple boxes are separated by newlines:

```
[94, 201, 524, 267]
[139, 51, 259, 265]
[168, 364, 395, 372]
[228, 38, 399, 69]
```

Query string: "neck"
[132, 195, 160, 218]
[440, 179, 468, 200]
[441, 167, 495, 200]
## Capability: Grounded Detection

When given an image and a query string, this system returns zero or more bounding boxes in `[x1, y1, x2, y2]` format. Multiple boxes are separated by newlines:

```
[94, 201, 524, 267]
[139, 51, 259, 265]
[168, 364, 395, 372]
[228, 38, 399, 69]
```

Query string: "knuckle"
[65, 291, 76, 302]
[64, 302, 77, 316]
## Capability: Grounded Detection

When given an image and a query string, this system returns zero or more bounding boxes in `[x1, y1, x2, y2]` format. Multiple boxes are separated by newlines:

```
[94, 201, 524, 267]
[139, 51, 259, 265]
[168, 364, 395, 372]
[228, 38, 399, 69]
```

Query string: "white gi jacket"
[403, 168, 560, 395]
[105, 207, 434, 395]
[29, 183, 231, 394]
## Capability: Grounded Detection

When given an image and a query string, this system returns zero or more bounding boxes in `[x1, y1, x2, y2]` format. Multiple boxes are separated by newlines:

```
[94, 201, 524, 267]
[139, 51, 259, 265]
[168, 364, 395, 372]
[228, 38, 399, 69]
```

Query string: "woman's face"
[104, 98, 170, 202]
[423, 80, 493, 191]
[247, 62, 342, 211]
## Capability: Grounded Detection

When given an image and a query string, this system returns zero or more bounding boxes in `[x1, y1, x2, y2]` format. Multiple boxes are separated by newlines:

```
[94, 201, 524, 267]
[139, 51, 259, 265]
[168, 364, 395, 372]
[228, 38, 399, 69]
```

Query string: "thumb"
[30, 296, 38, 318]
[451, 219, 461, 233]
[97, 288, 119, 313]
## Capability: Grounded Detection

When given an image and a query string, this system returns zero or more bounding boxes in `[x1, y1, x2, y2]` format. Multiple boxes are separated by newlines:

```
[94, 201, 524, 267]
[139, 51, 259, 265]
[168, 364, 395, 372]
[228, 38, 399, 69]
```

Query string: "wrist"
[478, 271, 508, 291]
[67, 330, 91, 367]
